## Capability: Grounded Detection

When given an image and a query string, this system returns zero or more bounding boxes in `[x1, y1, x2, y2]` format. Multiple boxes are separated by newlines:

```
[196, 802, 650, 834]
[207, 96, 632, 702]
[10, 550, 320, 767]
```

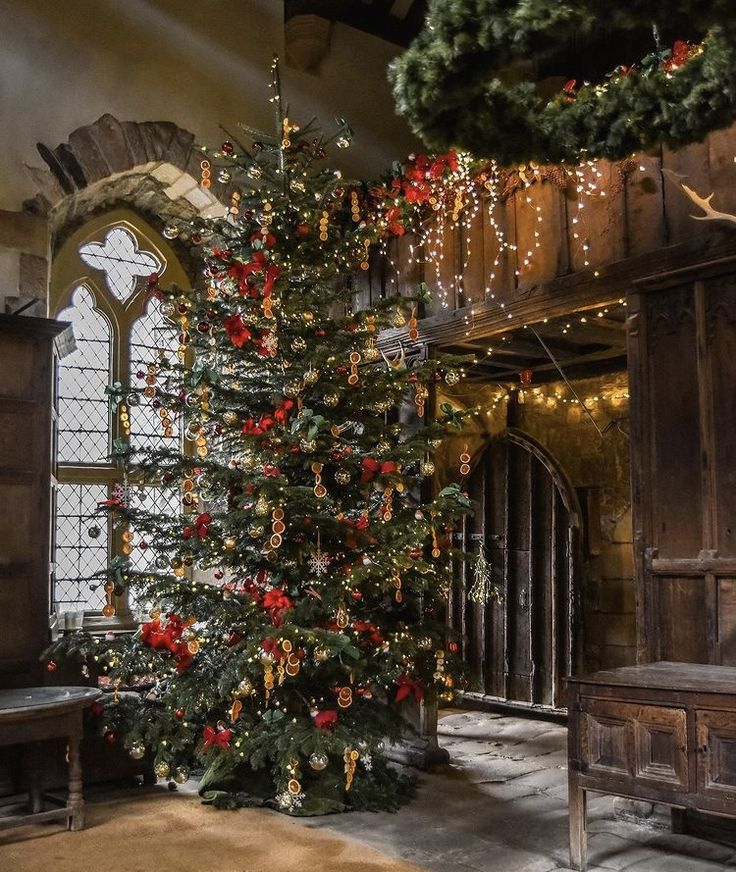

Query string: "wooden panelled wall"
[629, 262, 736, 665]
[353, 128, 736, 334]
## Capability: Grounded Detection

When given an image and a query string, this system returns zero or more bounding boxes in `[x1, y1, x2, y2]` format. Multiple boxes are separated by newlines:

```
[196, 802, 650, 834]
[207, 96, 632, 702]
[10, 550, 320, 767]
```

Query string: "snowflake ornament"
[261, 332, 279, 356]
[276, 789, 305, 811]
[308, 548, 331, 577]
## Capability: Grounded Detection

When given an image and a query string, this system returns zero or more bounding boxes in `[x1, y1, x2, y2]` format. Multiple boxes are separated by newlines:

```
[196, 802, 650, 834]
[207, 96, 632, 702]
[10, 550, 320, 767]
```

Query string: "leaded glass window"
[51, 215, 188, 623]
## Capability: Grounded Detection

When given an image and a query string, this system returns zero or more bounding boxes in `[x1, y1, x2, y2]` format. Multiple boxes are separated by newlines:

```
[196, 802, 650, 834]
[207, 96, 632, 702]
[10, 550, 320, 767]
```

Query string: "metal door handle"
[519, 588, 528, 610]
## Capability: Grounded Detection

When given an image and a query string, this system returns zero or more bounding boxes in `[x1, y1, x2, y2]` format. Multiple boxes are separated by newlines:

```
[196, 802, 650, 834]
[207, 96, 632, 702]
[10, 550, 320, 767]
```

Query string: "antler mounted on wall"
[662, 168, 736, 227]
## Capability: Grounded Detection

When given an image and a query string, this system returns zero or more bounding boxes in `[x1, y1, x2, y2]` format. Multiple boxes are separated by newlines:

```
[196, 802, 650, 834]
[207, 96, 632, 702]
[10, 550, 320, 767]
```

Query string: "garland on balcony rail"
[389, 0, 736, 166]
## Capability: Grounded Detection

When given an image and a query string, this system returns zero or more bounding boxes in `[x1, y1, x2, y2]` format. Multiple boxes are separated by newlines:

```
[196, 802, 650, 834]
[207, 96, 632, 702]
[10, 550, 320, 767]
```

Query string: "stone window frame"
[50, 207, 191, 631]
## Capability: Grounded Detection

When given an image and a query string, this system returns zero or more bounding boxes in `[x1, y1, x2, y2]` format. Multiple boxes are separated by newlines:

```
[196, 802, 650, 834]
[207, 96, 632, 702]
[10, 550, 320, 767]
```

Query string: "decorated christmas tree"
[48, 60, 472, 814]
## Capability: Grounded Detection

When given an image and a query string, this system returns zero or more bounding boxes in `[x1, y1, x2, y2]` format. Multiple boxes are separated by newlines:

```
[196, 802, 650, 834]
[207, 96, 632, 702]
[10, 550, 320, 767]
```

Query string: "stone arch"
[11, 115, 230, 314]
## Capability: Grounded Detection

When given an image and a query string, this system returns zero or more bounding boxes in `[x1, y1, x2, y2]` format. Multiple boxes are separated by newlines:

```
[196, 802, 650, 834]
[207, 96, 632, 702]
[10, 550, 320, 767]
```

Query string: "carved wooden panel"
[581, 698, 687, 790]
[696, 710, 736, 804]
[633, 707, 688, 789]
[646, 285, 702, 559]
[706, 275, 736, 559]
[658, 578, 708, 663]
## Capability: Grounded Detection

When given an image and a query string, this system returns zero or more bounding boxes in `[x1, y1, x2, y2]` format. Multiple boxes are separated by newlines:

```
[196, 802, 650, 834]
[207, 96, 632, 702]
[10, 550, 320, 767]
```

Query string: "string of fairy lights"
[377, 154, 616, 340]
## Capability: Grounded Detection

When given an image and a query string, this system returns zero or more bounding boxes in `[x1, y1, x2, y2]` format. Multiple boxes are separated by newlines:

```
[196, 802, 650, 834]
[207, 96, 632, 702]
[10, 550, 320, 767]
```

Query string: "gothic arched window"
[50, 209, 191, 627]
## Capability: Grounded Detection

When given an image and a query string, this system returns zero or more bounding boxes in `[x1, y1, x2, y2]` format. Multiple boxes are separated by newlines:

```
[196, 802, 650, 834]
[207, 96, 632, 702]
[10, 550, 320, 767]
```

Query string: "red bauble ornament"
[175, 708, 185, 719]
[221, 141, 234, 154]
[46, 661, 57, 672]
[296, 224, 310, 236]
[104, 730, 117, 744]
[448, 641, 459, 654]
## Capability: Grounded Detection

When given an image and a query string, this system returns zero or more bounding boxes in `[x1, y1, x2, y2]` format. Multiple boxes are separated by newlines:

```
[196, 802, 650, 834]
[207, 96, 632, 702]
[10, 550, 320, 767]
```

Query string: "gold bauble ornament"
[223, 411, 239, 426]
[301, 311, 314, 323]
[283, 381, 302, 398]
[154, 761, 170, 779]
[335, 469, 351, 485]
[248, 524, 264, 538]
[323, 393, 339, 407]
[444, 370, 461, 386]
[224, 537, 237, 550]
[303, 369, 319, 385]
[255, 495, 270, 516]
[420, 460, 436, 476]
[292, 337, 307, 352]
[313, 648, 330, 662]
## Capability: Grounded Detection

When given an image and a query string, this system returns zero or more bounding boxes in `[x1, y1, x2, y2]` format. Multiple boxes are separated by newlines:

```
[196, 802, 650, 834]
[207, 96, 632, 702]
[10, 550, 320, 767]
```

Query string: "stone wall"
[516, 373, 635, 671]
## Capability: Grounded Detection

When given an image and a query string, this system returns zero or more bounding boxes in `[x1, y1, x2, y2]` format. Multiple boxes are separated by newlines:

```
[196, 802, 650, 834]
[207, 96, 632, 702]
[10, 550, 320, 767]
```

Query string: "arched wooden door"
[450, 429, 582, 710]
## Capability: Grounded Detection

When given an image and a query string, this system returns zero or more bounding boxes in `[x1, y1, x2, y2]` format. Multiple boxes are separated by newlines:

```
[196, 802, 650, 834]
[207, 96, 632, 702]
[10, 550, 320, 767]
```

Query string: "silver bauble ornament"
[309, 752, 329, 771]
[128, 742, 146, 760]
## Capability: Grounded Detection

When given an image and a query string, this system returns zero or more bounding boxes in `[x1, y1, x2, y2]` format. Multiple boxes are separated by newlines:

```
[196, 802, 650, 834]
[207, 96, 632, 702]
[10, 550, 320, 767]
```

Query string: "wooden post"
[568, 776, 588, 871]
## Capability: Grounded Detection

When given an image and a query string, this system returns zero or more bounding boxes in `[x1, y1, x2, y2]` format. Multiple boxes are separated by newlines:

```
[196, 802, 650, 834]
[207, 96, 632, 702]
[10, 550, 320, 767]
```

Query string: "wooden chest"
[568, 661, 736, 870]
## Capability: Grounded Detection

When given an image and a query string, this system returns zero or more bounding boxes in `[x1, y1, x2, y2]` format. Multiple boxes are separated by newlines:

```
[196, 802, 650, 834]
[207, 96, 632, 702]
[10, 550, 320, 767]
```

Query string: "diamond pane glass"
[78, 226, 162, 302]
[130, 298, 180, 452]
[54, 483, 108, 610]
[57, 286, 111, 464]
[128, 486, 181, 614]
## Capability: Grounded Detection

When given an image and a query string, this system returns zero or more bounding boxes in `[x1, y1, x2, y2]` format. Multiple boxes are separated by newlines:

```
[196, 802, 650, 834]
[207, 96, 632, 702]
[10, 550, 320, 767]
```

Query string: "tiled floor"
[307, 710, 736, 871]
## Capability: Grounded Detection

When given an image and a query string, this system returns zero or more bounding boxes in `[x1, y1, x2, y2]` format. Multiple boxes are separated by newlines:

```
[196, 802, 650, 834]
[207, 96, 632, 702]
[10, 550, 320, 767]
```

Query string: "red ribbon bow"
[395, 674, 425, 703]
[223, 314, 252, 348]
[183, 511, 212, 539]
[229, 251, 282, 299]
[360, 458, 397, 483]
[274, 399, 294, 425]
[203, 725, 232, 749]
[262, 588, 294, 627]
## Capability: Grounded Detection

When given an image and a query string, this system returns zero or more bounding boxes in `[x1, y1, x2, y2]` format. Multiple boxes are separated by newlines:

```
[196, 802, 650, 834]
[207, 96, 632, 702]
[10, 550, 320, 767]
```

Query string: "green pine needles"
[46, 63, 473, 815]
[389, 0, 736, 166]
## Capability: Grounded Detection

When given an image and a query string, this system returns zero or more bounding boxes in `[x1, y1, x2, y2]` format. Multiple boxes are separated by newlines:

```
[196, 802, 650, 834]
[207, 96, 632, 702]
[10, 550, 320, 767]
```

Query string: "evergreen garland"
[389, 0, 736, 166]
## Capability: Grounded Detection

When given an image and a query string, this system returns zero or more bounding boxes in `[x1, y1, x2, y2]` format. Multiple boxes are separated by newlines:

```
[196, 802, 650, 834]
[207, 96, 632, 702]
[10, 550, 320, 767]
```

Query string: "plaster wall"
[0, 0, 420, 212]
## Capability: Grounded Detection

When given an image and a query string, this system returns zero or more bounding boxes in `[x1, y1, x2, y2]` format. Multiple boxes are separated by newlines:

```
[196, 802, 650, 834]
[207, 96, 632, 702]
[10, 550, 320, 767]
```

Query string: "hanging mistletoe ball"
[389, 0, 736, 165]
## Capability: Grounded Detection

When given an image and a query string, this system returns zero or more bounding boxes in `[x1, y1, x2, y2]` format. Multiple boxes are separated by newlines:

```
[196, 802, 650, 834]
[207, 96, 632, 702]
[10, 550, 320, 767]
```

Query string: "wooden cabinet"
[0, 314, 67, 689]
[568, 662, 736, 870]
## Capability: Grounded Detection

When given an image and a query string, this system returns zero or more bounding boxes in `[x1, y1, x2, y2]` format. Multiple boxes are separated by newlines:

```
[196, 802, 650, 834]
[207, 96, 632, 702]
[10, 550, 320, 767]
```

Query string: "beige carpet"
[0, 793, 427, 872]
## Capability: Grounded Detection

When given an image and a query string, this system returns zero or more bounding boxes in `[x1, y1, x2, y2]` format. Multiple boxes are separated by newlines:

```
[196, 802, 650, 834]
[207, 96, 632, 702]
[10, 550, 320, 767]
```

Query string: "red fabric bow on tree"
[262, 588, 294, 627]
[223, 314, 252, 348]
[395, 674, 425, 703]
[229, 251, 282, 299]
[352, 619, 384, 647]
[260, 637, 285, 661]
[140, 614, 193, 673]
[360, 458, 398, 483]
[274, 399, 294, 425]
[202, 725, 232, 749]
[312, 709, 338, 732]
[183, 512, 212, 539]
[242, 414, 275, 436]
